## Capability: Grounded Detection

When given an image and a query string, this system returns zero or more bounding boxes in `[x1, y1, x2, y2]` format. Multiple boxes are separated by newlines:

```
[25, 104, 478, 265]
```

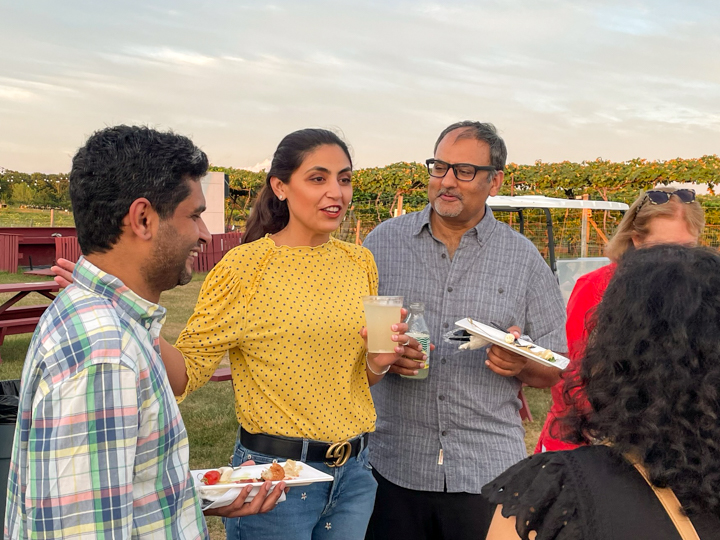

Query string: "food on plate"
[513, 343, 556, 363]
[199, 460, 304, 486]
[219, 466, 234, 483]
[261, 461, 286, 481]
[283, 459, 302, 477]
[201, 470, 221, 485]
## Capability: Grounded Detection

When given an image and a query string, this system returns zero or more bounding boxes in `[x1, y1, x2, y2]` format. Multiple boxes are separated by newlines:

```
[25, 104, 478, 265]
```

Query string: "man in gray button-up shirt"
[363, 122, 567, 540]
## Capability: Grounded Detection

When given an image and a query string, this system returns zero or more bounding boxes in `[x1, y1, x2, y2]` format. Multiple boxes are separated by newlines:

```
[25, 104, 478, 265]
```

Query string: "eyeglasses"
[635, 189, 696, 215]
[425, 159, 496, 182]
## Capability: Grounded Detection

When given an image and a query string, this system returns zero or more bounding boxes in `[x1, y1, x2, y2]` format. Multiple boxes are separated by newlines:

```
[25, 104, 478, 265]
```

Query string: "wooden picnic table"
[0, 281, 60, 362]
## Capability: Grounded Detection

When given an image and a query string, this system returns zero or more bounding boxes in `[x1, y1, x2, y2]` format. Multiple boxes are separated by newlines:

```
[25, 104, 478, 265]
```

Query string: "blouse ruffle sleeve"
[361, 247, 379, 296]
[481, 452, 583, 540]
[175, 253, 247, 402]
[332, 239, 379, 295]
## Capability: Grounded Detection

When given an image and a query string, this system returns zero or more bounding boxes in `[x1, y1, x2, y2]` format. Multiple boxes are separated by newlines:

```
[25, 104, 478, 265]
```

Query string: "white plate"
[192, 462, 334, 510]
[454, 318, 570, 370]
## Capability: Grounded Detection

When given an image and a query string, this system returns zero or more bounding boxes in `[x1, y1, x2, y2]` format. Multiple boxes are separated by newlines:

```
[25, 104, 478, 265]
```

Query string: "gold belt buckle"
[325, 440, 352, 467]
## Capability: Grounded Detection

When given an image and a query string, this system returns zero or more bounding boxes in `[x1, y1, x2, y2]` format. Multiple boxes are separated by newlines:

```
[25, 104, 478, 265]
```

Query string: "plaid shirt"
[4, 257, 207, 539]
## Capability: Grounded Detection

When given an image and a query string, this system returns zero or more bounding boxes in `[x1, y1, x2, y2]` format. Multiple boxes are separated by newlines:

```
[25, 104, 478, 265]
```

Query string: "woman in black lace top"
[482, 245, 720, 540]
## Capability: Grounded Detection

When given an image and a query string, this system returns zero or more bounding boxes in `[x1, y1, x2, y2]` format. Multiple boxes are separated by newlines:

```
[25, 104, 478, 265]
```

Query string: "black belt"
[240, 427, 368, 467]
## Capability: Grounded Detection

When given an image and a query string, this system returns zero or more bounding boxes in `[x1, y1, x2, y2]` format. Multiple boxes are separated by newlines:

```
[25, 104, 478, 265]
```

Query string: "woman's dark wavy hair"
[241, 128, 352, 244]
[561, 245, 720, 518]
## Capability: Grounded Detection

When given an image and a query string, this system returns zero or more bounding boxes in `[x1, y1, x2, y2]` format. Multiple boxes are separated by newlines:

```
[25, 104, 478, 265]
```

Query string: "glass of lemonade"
[362, 296, 404, 353]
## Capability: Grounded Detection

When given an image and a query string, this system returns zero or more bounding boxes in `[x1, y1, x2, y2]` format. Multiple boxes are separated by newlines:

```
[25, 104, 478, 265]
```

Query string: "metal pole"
[543, 208, 557, 275]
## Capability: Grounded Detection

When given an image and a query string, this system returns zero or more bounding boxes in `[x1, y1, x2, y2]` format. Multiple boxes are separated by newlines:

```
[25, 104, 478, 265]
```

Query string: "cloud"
[1, 0, 719, 173]
[104, 47, 217, 67]
[245, 159, 271, 172]
[0, 85, 36, 102]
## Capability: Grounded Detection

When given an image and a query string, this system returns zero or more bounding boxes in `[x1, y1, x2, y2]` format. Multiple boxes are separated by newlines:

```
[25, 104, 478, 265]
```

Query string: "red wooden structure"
[0, 281, 60, 362]
[0, 234, 20, 273]
[50, 232, 242, 272]
[193, 232, 243, 272]
[0, 227, 76, 267]
[54, 236, 83, 263]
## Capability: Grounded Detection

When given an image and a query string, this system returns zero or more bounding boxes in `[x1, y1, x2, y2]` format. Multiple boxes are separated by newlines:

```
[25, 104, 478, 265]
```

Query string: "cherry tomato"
[202, 470, 221, 485]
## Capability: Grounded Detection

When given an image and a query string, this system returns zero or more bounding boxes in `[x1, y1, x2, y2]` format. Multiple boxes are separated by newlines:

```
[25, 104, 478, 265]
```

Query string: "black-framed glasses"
[635, 188, 696, 215]
[425, 159, 496, 182]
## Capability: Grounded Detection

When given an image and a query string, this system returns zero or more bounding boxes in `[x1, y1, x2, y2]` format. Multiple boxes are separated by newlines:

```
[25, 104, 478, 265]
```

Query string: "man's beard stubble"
[141, 224, 196, 295]
[432, 188, 464, 218]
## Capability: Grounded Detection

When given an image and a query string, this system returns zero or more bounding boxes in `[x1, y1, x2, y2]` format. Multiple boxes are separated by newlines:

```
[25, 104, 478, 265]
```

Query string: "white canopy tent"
[486, 195, 630, 276]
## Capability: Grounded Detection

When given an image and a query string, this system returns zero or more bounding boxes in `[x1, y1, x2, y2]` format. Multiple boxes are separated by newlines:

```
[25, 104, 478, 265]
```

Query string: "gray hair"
[434, 121, 507, 180]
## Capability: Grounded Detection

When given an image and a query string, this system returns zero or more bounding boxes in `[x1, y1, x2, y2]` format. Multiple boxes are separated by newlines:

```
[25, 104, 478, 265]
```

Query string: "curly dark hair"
[70, 125, 209, 255]
[561, 245, 720, 518]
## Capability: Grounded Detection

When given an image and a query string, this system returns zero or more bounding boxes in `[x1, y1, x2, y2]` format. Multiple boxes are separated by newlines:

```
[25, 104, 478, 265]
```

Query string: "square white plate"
[454, 318, 570, 370]
[192, 462, 334, 510]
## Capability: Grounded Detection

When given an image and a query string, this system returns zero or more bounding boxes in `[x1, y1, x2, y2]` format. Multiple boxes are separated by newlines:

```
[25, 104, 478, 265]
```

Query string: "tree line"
[2, 155, 718, 217]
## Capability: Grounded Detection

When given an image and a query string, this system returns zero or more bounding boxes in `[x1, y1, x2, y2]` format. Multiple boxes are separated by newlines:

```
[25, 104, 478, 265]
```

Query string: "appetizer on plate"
[200, 459, 303, 486]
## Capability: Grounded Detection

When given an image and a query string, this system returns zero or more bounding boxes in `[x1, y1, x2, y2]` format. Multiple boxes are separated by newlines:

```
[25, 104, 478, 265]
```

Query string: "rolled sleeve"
[26, 363, 139, 538]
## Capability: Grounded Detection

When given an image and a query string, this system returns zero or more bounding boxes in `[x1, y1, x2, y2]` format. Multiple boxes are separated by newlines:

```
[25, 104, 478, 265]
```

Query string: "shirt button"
[447, 287, 453, 292]
[439, 395, 445, 401]
[443, 322, 449, 329]
[441, 254, 447, 259]
[498, 288, 504, 294]
[442, 431, 448, 436]
[441, 358, 447, 364]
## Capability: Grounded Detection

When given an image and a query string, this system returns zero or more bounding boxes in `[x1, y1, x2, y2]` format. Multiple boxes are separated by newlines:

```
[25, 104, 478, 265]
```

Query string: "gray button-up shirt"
[364, 204, 566, 493]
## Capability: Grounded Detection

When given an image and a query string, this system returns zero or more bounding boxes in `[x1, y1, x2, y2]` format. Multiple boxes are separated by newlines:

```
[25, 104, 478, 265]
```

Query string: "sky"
[1, 0, 718, 173]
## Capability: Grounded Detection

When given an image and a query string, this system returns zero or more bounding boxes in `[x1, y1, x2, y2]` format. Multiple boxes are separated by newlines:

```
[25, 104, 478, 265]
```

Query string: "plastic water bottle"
[401, 302, 430, 380]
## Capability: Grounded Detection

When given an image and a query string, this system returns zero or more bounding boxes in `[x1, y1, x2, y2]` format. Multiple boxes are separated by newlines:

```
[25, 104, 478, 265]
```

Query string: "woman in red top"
[535, 186, 705, 453]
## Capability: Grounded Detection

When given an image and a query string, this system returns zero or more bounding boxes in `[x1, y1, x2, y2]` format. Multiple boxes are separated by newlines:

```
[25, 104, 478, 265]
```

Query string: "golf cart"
[487, 195, 629, 302]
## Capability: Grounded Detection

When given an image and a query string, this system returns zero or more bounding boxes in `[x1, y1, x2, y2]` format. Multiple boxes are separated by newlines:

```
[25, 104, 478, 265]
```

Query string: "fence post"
[393, 192, 404, 218]
[355, 219, 362, 245]
[581, 194, 589, 257]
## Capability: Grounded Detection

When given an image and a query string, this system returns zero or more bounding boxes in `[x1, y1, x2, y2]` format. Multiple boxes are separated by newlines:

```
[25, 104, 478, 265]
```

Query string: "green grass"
[0, 206, 75, 227]
[0, 270, 553, 539]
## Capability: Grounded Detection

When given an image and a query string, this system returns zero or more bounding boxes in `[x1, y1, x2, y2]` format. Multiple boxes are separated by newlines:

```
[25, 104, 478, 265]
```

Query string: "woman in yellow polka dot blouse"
[163, 129, 426, 540]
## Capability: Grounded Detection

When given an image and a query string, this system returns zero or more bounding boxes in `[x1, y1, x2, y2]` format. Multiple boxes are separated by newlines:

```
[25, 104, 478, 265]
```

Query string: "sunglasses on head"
[635, 188, 696, 215]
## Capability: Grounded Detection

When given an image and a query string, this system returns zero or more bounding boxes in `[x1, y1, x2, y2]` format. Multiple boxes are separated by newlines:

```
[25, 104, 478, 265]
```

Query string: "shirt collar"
[73, 256, 167, 327]
[413, 203, 498, 244]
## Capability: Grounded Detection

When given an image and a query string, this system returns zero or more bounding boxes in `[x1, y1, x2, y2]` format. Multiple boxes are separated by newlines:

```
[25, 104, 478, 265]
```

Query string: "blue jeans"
[224, 430, 378, 540]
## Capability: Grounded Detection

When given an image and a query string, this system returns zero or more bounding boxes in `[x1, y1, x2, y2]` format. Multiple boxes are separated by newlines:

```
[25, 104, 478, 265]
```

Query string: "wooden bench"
[210, 367, 232, 382]
[0, 316, 43, 344]
[0, 282, 59, 362]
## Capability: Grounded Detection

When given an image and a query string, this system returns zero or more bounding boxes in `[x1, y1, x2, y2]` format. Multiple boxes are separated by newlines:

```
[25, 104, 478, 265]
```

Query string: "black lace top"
[481, 446, 719, 540]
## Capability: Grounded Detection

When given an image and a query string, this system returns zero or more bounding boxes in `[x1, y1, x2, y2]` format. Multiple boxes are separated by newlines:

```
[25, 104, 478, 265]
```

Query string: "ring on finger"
[401, 338, 411, 346]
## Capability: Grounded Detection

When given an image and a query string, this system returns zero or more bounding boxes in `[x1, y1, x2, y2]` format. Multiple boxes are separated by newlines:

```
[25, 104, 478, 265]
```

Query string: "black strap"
[240, 428, 368, 463]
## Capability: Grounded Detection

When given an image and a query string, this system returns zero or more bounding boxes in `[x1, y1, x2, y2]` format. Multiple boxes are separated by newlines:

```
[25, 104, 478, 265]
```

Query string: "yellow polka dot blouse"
[175, 236, 379, 442]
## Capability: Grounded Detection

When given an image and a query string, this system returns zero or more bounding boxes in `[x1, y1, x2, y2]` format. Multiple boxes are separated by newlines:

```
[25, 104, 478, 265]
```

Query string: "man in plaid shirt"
[4, 126, 283, 539]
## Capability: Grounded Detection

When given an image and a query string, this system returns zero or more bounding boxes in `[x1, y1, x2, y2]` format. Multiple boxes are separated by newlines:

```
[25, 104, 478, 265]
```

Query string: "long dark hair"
[561, 245, 720, 518]
[242, 128, 352, 244]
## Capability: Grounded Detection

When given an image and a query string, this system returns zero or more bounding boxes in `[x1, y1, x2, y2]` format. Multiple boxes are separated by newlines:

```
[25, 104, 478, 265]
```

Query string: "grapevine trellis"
[3, 155, 720, 255]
